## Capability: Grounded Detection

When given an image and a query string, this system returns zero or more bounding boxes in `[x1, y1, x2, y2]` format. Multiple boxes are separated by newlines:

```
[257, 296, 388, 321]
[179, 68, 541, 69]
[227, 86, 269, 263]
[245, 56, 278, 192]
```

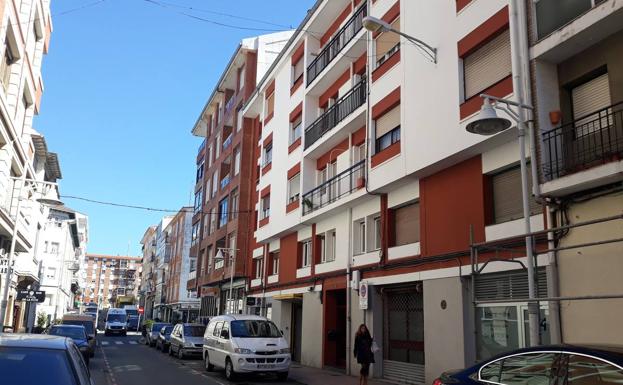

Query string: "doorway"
[323, 289, 346, 369]
[291, 302, 303, 362]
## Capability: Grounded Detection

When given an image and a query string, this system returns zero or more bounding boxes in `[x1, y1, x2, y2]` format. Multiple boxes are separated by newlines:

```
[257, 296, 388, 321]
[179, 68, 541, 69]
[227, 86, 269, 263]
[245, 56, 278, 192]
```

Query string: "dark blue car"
[434, 345, 623, 385]
[47, 325, 92, 365]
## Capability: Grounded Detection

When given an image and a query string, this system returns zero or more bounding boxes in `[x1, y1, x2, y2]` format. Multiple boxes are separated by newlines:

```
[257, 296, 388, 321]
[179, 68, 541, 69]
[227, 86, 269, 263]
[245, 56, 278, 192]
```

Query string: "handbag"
[371, 340, 380, 353]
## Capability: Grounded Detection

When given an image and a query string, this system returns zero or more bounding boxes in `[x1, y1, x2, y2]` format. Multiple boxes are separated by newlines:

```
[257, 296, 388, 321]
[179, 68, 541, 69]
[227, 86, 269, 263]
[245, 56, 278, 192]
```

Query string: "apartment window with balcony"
[0, 34, 17, 91]
[233, 147, 241, 176]
[462, 29, 511, 100]
[236, 106, 244, 133]
[292, 56, 304, 87]
[490, 166, 540, 224]
[375, 105, 401, 153]
[218, 198, 228, 228]
[196, 162, 204, 183]
[265, 90, 275, 119]
[319, 230, 336, 263]
[300, 240, 312, 268]
[289, 114, 302, 145]
[391, 201, 420, 246]
[287, 173, 300, 204]
[375, 17, 400, 68]
[229, 188, 239, 220]
[263, 142, 273, 166]
[191, 223, 199, 246]
[271, 251, 279, 275]
[193, 189, 203, 214]
[261, 195, 270, 220]
[212, 170, 219, 197]
[570, 72, 612, 137]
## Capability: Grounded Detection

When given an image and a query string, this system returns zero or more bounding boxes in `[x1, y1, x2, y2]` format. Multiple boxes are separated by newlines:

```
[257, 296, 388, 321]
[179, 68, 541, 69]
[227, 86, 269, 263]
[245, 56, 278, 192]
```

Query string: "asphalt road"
[90, 332, 299, 385]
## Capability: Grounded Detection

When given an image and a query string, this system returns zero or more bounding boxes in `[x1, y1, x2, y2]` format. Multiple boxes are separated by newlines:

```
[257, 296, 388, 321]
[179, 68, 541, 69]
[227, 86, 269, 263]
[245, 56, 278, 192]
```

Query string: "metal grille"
[475, 268, 547, 302]
[200, 296, 218, 317]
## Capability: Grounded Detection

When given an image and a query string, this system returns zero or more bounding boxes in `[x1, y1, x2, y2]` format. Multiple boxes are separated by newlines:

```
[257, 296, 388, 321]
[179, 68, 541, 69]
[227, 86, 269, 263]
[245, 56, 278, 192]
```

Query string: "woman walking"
[354, 324, 375, 385]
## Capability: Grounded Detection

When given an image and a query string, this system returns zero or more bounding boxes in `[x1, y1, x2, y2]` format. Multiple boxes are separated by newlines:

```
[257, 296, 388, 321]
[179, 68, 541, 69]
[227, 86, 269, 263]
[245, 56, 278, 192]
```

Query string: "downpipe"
[346, 207, 353, 376]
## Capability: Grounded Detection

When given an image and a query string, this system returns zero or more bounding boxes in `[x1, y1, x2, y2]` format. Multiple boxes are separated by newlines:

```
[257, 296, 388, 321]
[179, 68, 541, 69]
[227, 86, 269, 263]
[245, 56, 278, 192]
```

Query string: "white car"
[202, 315, 290, 381]
[104, 308, 127, 336]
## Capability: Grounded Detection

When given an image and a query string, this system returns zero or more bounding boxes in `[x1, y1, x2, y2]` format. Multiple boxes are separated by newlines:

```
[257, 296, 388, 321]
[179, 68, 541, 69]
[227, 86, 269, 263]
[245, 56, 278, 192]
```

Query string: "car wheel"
[168, 345, 173, 356]
[177, 347, 184, 360]
[162, 344, 168, 354]
[156, 342, 160, 351]
[225, 358, 236, 381]
[277, 372, 288, 381]
[204, 353, 214, 372]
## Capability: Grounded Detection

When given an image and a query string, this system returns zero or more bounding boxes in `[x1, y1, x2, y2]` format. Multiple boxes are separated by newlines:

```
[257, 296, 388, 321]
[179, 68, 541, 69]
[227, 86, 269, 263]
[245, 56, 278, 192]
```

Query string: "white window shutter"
[464, 29, 512, 99]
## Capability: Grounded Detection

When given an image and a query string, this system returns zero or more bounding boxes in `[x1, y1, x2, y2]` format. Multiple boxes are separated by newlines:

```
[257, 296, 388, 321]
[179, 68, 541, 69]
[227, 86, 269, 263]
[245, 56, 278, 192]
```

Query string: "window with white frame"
[215, 134, 221, 159]
[263, 142, 272, 166]
[375, 105, 401, 153]
[207, 145, 213, 168]
[271, 251, 279, 275]
[261, 195, 270, 219]
[229, 188, 239, 220]
[320, 230, 336, 263]
[292, 57, 304, 86]
[254, 257, 263, 279]
[238, 65, 245, 91]
[290, 114, 302, 145]
[375, 17, 400, 68]
[50, 242, 60, 255]
[234, 147, 241, 175]
[300, 240, 312, 268]
[287, 173, 300, 204]
[205, 177, 211, 202]
[463, 29, 511, 100]
[355, 219, 366, 255]
[372, 216, 381, 251]
[212, 170, 219, 197]
[194, 189, 203, 213]
[0, 33, 18, 91]
[265, 90, 275, 118]
[218, 198, 228, 228]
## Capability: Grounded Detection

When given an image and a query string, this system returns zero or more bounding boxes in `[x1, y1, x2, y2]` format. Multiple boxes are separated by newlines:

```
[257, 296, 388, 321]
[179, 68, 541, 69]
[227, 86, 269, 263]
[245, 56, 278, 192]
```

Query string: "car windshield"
[84, 307, 97, 313]
[162, 326, 173, 335]
[231, 320, 282, 338]
[0, 347, 77, 385]
[49, 327, 86, 340]
[184, 325, 204, 337]
[62, 320, 94, 334]
[107, 314, 126, 323]
[126, 310, 138, 317]
[152, 323, 168, 332]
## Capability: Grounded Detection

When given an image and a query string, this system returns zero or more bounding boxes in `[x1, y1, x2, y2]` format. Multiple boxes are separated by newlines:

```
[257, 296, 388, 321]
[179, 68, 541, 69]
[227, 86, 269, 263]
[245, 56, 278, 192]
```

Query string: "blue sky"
[35, 0, 315, 255]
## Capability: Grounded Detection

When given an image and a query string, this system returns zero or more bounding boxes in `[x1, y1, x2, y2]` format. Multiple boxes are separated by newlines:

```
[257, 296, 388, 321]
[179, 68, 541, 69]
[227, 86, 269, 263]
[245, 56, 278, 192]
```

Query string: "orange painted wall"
[419, 156, 486, 256]
[279, 233, 299, 284]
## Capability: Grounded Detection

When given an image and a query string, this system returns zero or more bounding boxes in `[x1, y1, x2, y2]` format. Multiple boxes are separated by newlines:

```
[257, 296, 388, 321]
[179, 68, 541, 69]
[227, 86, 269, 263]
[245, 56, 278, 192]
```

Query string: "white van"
[104, 308, 128, 336]
[202, 315, 290, 381]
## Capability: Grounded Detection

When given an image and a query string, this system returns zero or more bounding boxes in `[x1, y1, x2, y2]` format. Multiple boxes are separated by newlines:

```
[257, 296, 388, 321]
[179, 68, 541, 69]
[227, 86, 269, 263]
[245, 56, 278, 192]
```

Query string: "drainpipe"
[546, 202, 562, 343]
[346, 207, 353, 376]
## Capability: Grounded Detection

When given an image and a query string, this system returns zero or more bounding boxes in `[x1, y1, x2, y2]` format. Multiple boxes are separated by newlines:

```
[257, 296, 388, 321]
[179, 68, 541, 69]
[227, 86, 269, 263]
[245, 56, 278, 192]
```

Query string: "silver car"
[145, 322, 171, 347]
[168, 323, 205, 359]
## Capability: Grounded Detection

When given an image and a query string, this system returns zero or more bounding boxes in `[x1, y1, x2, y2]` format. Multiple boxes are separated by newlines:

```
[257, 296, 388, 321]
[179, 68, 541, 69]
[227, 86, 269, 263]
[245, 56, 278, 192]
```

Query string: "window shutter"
[375, 18, 400, 59]
[572, 73, 611, 121]
[464, 29, 512, 99]
[376, 105, 401, 138]
[393, 202, 420, 246]
[492, 166, 540, 224]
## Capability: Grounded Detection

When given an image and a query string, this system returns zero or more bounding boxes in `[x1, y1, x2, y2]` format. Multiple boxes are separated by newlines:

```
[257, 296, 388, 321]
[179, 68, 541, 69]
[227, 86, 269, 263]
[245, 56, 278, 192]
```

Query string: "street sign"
[16, 290, 45, 303]
[138, 306, 144, 314]
[359, 282, 368, 310]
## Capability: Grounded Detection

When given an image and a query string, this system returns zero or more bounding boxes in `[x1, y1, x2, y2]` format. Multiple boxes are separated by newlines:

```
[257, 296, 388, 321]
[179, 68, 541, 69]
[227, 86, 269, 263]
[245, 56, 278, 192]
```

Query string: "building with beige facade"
[82, 254, 142, 309]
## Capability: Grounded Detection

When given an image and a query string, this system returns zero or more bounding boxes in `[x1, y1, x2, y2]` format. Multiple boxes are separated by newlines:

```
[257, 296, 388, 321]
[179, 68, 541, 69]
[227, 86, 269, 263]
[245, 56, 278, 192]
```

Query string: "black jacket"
[354, 334, 375, 364]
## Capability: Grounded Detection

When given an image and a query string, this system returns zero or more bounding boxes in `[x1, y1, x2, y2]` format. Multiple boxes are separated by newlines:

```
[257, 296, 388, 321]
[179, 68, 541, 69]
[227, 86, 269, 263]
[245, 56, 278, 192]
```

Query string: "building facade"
[152, 216, 173, 320]
[139, 225, 157, 319]
[82, 254, 141, 309]
[187, 32, 293, 317]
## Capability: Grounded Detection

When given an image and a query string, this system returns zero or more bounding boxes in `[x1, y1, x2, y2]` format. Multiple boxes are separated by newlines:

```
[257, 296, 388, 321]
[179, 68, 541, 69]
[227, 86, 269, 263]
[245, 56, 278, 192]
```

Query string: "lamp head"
[35, 184, 64, 206]
[362, 16, 391, 33]
[465, 98, 512, 136]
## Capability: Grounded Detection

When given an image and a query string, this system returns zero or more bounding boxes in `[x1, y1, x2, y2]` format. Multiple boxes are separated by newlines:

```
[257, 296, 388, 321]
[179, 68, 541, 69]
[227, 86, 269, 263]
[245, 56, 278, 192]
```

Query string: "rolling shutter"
[572, 73, 611, 121]
[394, 202, 420, 246]
[464, 29, 512, 99]
[492, 166, 540, 224]
[376, 105, 401, 138]
[475, 268, 547, 302]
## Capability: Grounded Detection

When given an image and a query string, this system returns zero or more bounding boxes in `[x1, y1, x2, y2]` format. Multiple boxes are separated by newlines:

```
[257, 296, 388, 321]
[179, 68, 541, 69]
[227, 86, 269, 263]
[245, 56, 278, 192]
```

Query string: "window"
[44, 241, 49, 253]
[355, 219, 366, 255]
[191, 223, 199, 245]
[301, 240, 312, 268]
[263, 143, 272, 166]
[205, 178, 211, 202]
[255, 257, 263, 279]
[375, 105, 401, 153]
[287, 173, 300, 203]
[292, 57, 304, 86]
[290, 114, 302, 145]
[372, 216, 381, 251]
[392, 202, 420, 246]
[463, 29, 511, 100]
[261, 195, 270, 219]
[50, 242, 60, 255]
[271, 251, 279, 275]
[218, 198, 228, 228]
[491, 166, 540, 224]
[210, 212, 217, 235]
[196, 162, 204, 183]
[238, 65, 245, 91]
[212, 170, 219, 197]
[207, 145, 212, 168]
[571, 72, 612, 137]
[215, 134, 221, 159]
[0, 35, 17, 90]
[229, 188, 239, 220]
[565, 354, 623, 384]
[194, 189, 203, 213]
[46, 267, 57, 279]
[375, 17, 400, 68]
[265, 90, 275, 118]
[236, 106, 244, 133]
[320, 230, 336, 263]
[494, 353, 559, 384]
[234, 147, 241, 176]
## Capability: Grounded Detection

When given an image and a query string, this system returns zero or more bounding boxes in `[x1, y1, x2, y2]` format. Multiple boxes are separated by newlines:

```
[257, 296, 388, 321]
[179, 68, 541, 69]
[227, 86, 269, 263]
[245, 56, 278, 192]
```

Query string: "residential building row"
[180, 1, 622, 384]
[81, 254, 141, 309]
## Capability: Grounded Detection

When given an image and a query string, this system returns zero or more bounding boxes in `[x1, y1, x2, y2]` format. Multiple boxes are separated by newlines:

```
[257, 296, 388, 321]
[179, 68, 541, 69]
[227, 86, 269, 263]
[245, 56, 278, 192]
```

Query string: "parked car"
[433, 344, 623, 385]
[0, 334, 94, 385]
[104, 308, 127, 336]
[202, 315, 290, 381]
[47, 325, 93, 365]
[169, 323, 205, 359]
[62, 314, 97, 357]
[156, 325, 174, 352]
[145, 322, 171, 347]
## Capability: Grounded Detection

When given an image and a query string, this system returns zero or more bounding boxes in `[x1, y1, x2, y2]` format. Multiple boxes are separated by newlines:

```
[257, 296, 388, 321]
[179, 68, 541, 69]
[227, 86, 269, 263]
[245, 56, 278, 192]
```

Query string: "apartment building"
[152, 216, 173, 320]
[240, 0, 562, 383]
[187, 32, 293, 317]
[0, 0, 56, 330]
[529, 0, 623, 345]
[160, 208, 199, 322]
[82, 254, 142, 308]
[139, 225, 157, 319]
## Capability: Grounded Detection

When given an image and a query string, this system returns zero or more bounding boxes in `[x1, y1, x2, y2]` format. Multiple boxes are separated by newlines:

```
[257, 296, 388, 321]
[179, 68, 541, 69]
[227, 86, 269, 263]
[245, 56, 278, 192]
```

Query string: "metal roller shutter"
[376, 105, 401, 138]
[572, 73, 612, 136]
[492, 166, 540, 224]
[475, 268, 547, 302]
[464, 29, 512, 99]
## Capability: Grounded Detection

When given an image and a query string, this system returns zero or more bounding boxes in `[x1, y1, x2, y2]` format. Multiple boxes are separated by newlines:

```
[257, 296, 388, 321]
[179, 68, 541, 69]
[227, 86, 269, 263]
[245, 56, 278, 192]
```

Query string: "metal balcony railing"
[542, 101, 623, 181]
[306, 3, 366, 86]
[302, 160, 366, 215]
[222, 134, 233, 151]
[304, 77, 366, 149]
[535, 0, 607, 40]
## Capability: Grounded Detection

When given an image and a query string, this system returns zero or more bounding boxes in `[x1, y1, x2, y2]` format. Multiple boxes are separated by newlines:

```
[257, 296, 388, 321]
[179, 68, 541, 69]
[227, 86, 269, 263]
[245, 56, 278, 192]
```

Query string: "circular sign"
[360, 282, 367, 298]
[440, 300, 447, 310]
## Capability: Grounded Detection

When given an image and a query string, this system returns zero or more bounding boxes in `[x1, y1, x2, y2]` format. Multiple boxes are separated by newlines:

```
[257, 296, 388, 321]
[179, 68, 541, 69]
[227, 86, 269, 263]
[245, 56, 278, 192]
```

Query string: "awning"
[273, 294, 303, 301]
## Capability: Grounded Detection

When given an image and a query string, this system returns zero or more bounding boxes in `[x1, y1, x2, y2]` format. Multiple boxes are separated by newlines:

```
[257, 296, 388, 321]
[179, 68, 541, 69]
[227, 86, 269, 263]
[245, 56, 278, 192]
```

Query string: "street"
[90, 332, 300, 385]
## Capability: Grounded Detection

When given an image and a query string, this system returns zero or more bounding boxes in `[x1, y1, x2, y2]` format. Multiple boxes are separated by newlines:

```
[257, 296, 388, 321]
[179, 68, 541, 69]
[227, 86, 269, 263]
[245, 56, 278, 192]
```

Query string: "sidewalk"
[289, 363, 393, 385]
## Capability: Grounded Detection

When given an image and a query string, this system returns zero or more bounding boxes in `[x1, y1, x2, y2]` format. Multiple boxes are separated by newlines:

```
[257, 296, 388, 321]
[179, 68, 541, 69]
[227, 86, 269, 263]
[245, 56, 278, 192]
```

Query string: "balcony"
[220, 174, 231, 189]
[542, 102, 623, 192]
[222, 134, 233, 151]
[307, 3, 366, 86]
[304, 77, 366, 150]
[302, 160, 366, 215]
[188, 270, 196, 280]
[535, 0, 607, 40]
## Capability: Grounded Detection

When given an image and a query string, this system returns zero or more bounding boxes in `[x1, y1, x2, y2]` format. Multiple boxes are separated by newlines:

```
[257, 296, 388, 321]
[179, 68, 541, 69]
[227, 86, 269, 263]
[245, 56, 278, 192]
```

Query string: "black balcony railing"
[302, 160, 366, 215]
[542, 101, 623, 181]
[305, 77, 366, 149]
[307, 3, 366, 86]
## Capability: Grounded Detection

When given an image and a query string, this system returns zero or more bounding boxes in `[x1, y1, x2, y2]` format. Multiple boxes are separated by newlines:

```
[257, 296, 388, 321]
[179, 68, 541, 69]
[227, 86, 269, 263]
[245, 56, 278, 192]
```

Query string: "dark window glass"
[566, 354, 623, 384]
[499, 352, 559, 385]
[376, 126, 401, 153]
[49, 326, 86, 340]
[184, 325, 205, 337]
[231, 320, 282, 338]
[62, 320, 94, 335]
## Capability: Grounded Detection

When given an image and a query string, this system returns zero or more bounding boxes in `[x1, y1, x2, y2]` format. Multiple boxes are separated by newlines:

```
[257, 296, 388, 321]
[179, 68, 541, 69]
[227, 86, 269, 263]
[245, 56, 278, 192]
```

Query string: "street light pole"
[216, 248, 237, 314]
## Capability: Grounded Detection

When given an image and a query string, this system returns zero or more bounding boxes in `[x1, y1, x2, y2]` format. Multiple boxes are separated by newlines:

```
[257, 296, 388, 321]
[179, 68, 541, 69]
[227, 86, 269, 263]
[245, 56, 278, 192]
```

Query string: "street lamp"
[466, 93, 540, 347]
[0, 177, 64, 327]
[362, 16, 437, 63]
[214, 248, 237, 315]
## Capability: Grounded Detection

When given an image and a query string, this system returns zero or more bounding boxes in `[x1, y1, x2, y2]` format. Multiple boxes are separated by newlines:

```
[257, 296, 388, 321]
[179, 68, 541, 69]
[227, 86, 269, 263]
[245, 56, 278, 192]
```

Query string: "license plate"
[257, 364, 275, 369]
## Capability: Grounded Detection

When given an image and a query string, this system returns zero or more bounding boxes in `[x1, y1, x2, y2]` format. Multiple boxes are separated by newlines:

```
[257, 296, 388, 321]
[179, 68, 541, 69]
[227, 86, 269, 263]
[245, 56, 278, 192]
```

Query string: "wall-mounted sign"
[16, 290, 45, 303]
[359, 282, 369, 310]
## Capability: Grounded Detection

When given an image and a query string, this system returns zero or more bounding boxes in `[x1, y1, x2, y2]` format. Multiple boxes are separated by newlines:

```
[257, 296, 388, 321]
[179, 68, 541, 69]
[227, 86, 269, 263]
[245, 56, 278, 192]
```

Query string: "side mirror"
[221, 330, 229, 339]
